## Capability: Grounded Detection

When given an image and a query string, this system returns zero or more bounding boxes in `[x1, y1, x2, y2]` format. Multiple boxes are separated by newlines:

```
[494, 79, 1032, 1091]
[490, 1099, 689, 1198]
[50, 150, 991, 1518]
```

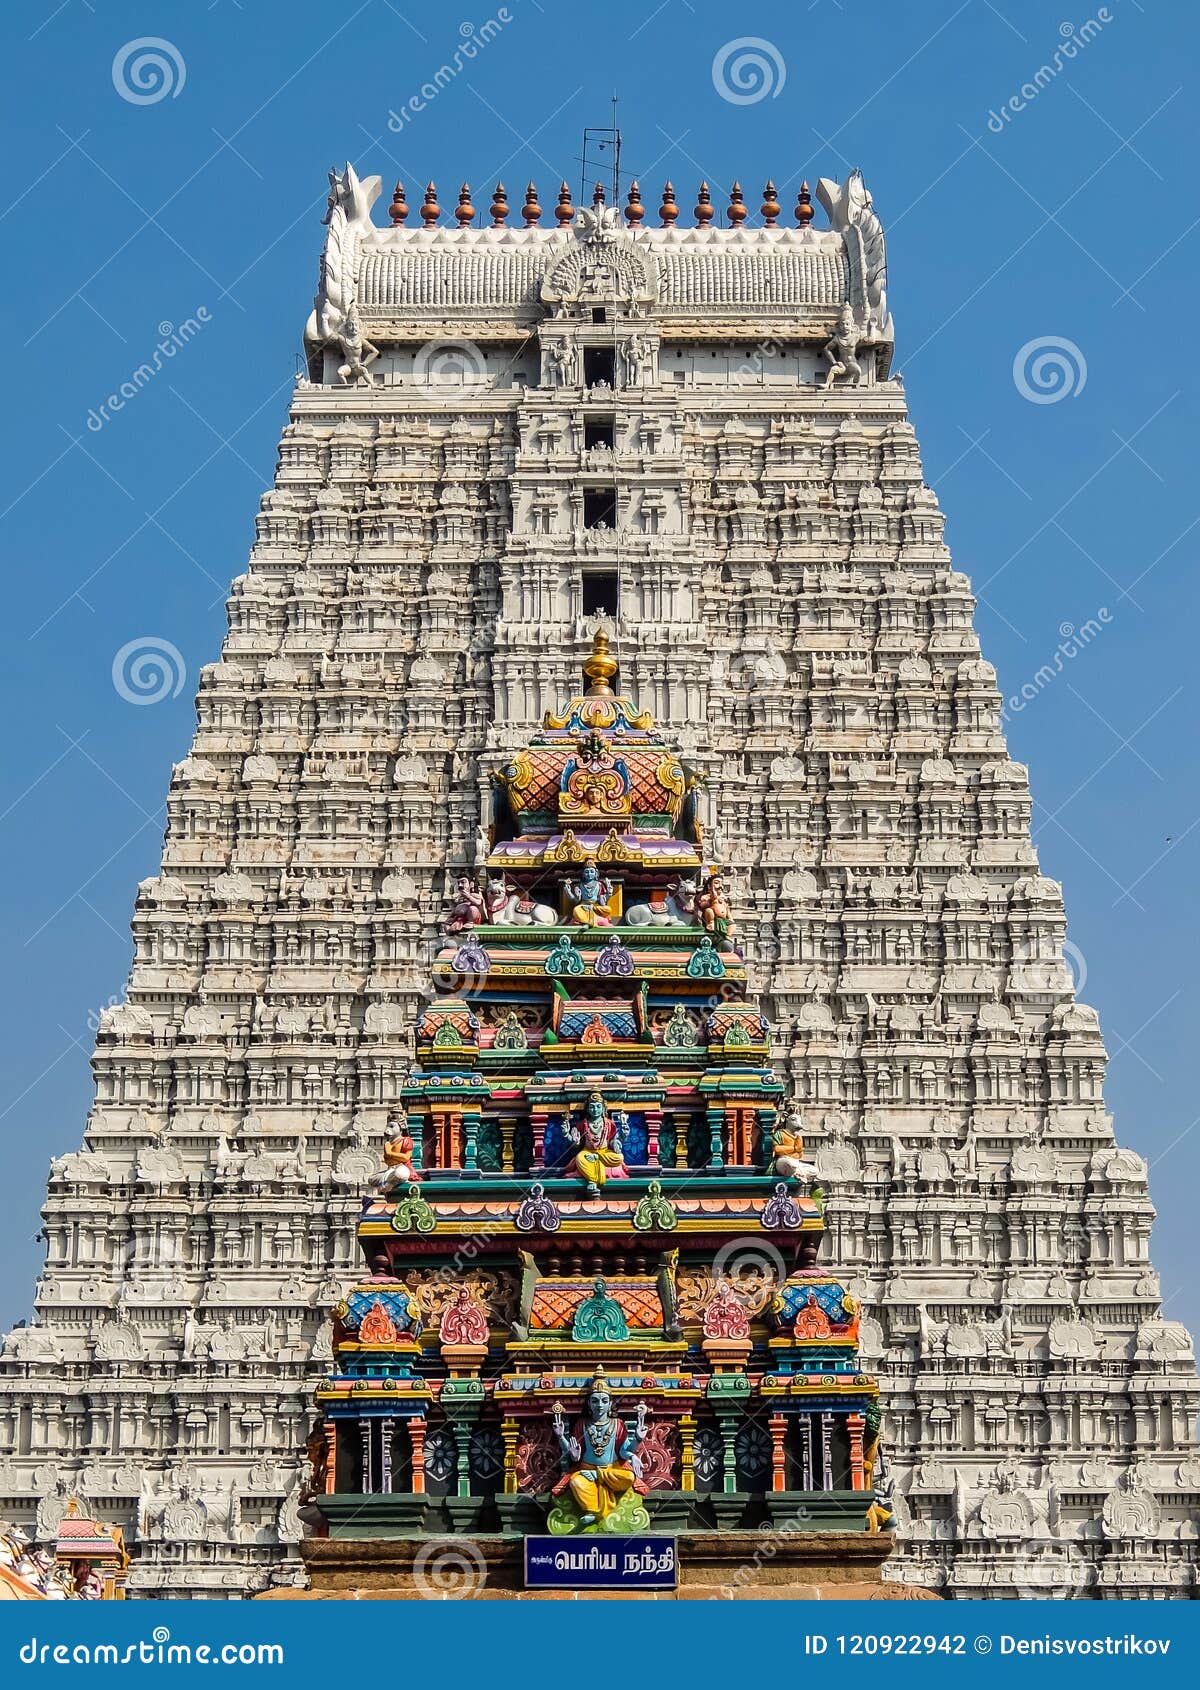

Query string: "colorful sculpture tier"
[0, 1503, 128, 1600]
[309, 635, 887, 1541]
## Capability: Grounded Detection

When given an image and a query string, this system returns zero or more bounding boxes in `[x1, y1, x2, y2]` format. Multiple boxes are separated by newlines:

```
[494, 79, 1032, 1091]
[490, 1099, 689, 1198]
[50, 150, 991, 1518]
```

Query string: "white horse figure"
[626, 876, 698, 927]
[484, 876, 557, 927]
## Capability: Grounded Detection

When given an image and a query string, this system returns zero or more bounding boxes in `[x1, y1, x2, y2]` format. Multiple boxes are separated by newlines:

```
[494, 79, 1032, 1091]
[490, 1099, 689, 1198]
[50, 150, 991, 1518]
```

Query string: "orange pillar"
[768, 1413, 788, 1492]
[409, 1415, 427, 1494]
[323, 1421, 337, 1495]
[847, 1412, 866, 1491]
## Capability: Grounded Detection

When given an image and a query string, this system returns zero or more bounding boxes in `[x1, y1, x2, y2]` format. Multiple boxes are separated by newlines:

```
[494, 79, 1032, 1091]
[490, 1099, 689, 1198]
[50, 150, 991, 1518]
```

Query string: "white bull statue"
[484, 876, 557, 927]
[625, 877, 698, 927]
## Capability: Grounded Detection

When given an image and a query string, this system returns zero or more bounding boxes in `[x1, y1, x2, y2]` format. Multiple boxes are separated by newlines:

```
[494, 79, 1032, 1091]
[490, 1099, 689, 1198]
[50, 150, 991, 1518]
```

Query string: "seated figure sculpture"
[771, 1105, 820, 1183]
[549, 1376, 650, 1533]
[565, 1091, 627, 1193]
[371, 1109, 420, 1195]
[566, 858, 614, 927]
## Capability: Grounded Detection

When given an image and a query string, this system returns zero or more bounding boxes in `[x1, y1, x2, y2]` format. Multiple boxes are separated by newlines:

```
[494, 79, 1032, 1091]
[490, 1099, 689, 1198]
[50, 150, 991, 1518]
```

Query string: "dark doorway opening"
[585, 418, 615, 451]
[583, 489, 617, 529]
[584, 347, 615, 387]
[582, 570, 619, 617]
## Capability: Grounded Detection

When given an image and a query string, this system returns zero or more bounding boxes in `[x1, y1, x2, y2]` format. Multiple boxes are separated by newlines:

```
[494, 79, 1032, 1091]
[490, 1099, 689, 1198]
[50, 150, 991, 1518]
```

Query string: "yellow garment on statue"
[568, 1463, 636, 1521]
[575, 1147, 624, 1187]
[571, 899, 612, 927]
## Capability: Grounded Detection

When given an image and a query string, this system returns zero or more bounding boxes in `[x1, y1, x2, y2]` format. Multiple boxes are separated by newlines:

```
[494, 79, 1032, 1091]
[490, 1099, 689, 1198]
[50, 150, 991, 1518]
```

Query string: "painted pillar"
[768, 1413, 788, 1493]
[323, 1420, 337, 1496]
[501, 1415, 519, 1495]
[679, 1414, 696, 1492]
[380, 1416, 395, 1493]
[408, 1415, 427, 1494]
[847, 1412, 866, 1491]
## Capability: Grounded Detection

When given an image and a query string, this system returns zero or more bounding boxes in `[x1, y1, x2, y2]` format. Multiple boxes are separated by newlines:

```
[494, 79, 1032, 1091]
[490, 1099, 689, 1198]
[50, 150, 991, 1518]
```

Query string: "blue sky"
[1, 0, 1197, 1337]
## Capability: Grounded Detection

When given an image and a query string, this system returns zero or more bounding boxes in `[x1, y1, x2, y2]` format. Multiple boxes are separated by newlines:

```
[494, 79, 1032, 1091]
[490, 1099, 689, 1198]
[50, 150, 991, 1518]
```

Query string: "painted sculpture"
[371, 1109, 421, 1194]
[549, 1377, 650, 1532]
[310, 634, 889, 1544]
[565, 1092, 628, 1192]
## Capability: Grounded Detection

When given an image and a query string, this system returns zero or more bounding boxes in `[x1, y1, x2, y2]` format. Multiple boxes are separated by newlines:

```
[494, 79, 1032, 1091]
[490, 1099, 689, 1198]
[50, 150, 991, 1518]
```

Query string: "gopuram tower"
[2, 163, 1196, 1599]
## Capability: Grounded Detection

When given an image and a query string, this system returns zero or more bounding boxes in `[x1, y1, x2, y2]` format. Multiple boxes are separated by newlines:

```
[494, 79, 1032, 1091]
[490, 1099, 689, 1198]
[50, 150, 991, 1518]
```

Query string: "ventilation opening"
[583, 489, 616, 529]
[584, 347, 615, 387]
[585, 418, 615, 451]
[582, 570, 619, 617]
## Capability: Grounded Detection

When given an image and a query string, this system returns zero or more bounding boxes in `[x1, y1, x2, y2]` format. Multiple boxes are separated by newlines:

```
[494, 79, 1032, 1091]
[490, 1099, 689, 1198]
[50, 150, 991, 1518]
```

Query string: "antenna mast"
[580, 95, 622, 208]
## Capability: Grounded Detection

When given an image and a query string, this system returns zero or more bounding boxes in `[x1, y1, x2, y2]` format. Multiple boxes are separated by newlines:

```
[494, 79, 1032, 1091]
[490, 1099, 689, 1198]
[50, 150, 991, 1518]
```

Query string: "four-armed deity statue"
[549, 1376, 650, 1533]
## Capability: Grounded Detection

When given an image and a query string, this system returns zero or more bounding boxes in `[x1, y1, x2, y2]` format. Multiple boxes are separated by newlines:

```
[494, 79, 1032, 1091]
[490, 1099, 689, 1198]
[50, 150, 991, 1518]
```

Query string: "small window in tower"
[582, 570, 619, 617]
[592, 308, 607, 325]
[585, 418, 615, 451]
[583, 489, 617, 529]
[584, 347, 615, 388]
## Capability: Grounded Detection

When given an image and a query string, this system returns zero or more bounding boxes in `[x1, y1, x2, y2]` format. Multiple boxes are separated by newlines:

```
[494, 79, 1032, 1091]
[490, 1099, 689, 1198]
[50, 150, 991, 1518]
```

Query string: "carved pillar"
[847, 1411, 866, 1491]
[433, 1109, 464, 1169]
[674, 1112, 690, 1170]
[531, 1109, 549, 1170]
[462, 1107, 479, 1173]
[380, 1416, 395, 1493]
[500, 1117, 516, 1174]
[707, 1106, 724, 1170]
[800, 1414, 815, 1490]
[820, 1412, 834, 1490]
[323, 1420, 337, 1495]
[501, 1415, 519, 1494]
[644, 1104, 661, 1167]
[768, 1413, 787, 1493]
[359, 1419, 373, 1494]
[679, 1414, 696, 1492]
[408, 1415, 427, 1494]
[727, 1105, 756, 1167]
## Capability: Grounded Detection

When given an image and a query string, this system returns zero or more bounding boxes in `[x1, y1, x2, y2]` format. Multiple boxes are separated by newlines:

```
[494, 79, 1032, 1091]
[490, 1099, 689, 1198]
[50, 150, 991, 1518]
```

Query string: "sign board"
[524, 1534, 677, 1591]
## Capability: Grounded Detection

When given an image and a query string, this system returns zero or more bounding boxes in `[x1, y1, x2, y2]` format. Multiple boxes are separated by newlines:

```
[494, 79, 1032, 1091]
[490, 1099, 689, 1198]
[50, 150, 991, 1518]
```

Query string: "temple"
[4, 159, 1197, 1598]
[297, 634, 894, 1592]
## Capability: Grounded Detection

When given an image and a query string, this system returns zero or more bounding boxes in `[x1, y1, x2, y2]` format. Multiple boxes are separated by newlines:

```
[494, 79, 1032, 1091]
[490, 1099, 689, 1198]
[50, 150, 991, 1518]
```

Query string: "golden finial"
[582, 630, 618, 696]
